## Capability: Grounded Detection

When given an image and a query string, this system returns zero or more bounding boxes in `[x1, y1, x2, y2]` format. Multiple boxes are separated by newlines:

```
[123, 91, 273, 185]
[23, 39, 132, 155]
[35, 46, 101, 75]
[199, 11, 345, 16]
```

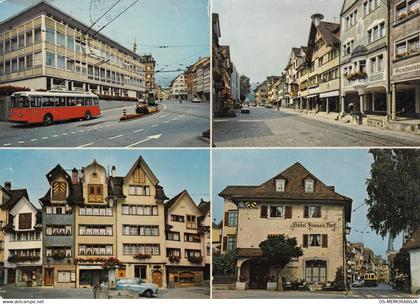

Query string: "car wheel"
[43, 114, 53, 126]
[143, 289, 153, 298]
[85, 111, 92, 120]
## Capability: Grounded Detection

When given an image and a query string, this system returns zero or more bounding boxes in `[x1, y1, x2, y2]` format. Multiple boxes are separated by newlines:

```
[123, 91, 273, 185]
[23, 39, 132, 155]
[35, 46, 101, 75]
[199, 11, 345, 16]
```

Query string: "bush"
[136, 105, 149, 115]
[334, 267, 345, 291]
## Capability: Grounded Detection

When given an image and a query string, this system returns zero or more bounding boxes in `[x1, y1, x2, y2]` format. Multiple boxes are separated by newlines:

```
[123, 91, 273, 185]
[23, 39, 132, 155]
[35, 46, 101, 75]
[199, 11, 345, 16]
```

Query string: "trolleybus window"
[11, 96, 29, 108]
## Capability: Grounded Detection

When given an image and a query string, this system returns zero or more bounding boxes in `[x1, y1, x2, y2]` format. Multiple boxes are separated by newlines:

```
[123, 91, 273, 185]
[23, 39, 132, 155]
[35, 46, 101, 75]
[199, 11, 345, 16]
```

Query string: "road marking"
[133, 129, 144, 133]
[78, 142, 94, 148]
[52, 135, 59, 138]
[30, 139, 38, 142]
[108, 134, 123, 140]
[163, 120, 170, 124]
[17, 141, 25, 144]
[62, 133, 68, 136]
[151, 124, 159, 128]
[127, 134, 162, 148]
[3, 143, 11, 146]
[42, 136, 49, 139]
[71, 131, 77, 134]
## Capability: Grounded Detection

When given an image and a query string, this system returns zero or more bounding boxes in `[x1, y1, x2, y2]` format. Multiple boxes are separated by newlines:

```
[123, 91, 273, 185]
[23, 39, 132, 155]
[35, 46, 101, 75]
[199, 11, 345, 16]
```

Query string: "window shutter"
[303, 234, 308, 248]
[260, 206, 268, 218]
[322, 234, 328, 248]
[224, 212, 229, 225]
[304, 206, 309, 218]
[285, 206, 292, 219]
[223, 236, 227, 251]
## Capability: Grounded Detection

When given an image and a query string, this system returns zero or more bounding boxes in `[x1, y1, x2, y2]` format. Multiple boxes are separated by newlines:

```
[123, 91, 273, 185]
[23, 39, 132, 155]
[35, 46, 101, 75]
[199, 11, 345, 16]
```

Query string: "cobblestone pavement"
[213, 107, 420, 147]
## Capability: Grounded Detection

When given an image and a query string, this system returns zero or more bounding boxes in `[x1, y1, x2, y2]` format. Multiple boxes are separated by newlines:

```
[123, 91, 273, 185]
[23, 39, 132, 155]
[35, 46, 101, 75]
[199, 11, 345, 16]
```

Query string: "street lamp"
[344, 225, 351, 296]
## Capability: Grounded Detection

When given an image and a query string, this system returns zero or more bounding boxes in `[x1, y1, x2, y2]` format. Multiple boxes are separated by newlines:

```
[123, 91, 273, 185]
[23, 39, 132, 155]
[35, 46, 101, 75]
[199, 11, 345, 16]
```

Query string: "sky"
[213, 0, 343, 84]
[0, 149, 210, 207]
[212, 149, 402, 258]
[0, 0, 210, 87]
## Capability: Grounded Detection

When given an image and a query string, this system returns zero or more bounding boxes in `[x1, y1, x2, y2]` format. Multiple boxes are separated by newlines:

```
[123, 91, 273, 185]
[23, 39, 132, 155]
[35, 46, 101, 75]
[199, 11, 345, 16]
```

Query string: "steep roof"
[198, 199, 210, 216]
[2, 188, 29, 210]
[165, 190, 201, 214]
[402, 228, 420, 251]
[124, 156, 159, 186]
[219, 162, 353, 221]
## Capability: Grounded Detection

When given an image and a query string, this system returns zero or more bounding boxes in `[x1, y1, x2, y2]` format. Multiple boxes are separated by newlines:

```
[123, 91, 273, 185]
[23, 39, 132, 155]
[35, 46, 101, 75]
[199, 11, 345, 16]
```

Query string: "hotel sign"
[290, 221, 337, 231]
[394, 63, 420, 75]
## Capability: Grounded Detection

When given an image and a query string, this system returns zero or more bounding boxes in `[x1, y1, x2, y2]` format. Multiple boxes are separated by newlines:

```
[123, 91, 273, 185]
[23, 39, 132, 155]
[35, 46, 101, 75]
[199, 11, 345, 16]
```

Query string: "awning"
[320, 90, 340, 99]
[306, 94, 319, 99]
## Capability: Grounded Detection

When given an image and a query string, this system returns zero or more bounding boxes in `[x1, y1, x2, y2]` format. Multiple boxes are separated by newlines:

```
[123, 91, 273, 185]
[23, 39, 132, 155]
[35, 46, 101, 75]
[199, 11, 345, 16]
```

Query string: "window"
[18, 56, 25, 71]
[133, 169, 146, 183]
[57, 55, 66, 69]
[46, 225, 71, 236]
[227, 211, 237, 226]
[122, 204, 158, 216]
[26, 54, 33, 69]
[303, 234, 328, 248]
[166, 248, 181, 257]
[276, 179, 285, 192]
[46, 26, 55, 44]
[79, 225, 112, 236]
[66, 35, 74, 50]
[46, 51, 56, 67]
[227, 235, 236, 251]
[26, 31, 33, 46]
[186, 215, 196, 229]
[79, 244, 113, 255]
[122, 244, 160, 255]
[18, 213, 32, 230]
[185, 249, 201, 258]
[57, 32, 65, 47]
[128, 185, 150, 196]
[166, 231, 180, 241]
[171, 214, 185, 222]
[305, 260, 327, 282]
[88, 184, 103, 202]
[34, 28, 41, 43]
[270, 206, 284, 218]
[57, 271, 71, 283]
[184, 233, 201, 243]
[33, 52, 42, 67]
[305, 179, 314, 192]
[122, 225, 159, 236]
[18, 34, 24, 49]
[79, 206, 112, 216]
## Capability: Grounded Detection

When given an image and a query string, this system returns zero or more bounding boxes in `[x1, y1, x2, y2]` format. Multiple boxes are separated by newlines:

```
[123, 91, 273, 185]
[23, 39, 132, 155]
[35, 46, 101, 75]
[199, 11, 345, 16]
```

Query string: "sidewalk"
[278, 107, 420, 141]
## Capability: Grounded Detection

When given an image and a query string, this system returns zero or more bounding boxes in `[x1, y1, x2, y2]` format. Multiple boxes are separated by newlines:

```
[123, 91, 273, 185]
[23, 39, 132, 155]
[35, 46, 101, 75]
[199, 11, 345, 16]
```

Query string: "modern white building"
[170, 74, 187, 100]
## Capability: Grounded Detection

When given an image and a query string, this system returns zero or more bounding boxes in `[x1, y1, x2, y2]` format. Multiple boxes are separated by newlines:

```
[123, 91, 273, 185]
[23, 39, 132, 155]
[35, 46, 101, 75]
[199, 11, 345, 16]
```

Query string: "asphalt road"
[213, 107, 420, 147]
[0, 285, 210, 299]
[212, 284, 418, 299]
[0, 99, 210, 148]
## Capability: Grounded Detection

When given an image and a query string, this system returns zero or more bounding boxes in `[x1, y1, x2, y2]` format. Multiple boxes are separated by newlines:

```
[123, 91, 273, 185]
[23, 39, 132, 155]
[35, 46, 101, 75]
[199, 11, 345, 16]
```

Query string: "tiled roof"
[165, 190, 187, 210]
[198, 199, 210, 216]
[2, 189, 28, 210]
[317, 21, 340, 47]
[402, 228, 420, 251]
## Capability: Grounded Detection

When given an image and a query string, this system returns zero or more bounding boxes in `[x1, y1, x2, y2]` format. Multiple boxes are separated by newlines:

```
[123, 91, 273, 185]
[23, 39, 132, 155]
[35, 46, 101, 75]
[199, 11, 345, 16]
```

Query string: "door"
[7, 269, 16, 284]
[44, 268, 54, 286]
[152, 271, 162, 287]
[249, 260, 270, 289]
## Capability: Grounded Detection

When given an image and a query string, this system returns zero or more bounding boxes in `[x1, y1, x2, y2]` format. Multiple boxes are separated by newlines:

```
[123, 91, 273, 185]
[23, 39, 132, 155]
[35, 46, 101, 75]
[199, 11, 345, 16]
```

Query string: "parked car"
[265, 104, 274, 109]
[241, 104, 250, 113]
[192, 97, 201, 103]
[115, 278, 158, 298]
[351, 280, 364, 288]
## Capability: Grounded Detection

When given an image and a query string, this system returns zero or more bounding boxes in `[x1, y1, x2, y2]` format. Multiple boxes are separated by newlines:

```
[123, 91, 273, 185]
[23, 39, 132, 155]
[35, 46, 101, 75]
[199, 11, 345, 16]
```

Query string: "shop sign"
[394, 63, 420, 75]
[290, 221, 337, 231]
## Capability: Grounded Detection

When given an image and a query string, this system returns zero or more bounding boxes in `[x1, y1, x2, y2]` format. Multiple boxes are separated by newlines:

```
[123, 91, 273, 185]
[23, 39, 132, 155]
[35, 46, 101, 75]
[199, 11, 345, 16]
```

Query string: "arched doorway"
[152, 271, 163, 287]
[241, 259, 270, 290]
[305, 259, 327, 283]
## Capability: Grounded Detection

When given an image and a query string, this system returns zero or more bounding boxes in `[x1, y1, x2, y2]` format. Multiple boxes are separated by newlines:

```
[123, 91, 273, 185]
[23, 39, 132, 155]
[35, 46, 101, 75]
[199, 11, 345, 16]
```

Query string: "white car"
[241, 105, 250, 113]
[115, 278, 158, 297]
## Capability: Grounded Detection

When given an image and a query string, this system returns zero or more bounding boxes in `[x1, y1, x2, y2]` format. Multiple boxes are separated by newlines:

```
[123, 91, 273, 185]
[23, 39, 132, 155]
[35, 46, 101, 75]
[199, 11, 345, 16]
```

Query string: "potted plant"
[169, 256, 181, 263]
[187, 255, 203, 264]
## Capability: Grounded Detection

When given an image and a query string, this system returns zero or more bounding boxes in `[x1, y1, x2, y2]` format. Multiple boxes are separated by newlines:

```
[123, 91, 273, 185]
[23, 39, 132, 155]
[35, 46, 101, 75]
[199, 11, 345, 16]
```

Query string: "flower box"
[347, 72, 368, 81]
[133, 253, 151, 260]
[187, 256, 203, 264]
[168, 256, 181, 263]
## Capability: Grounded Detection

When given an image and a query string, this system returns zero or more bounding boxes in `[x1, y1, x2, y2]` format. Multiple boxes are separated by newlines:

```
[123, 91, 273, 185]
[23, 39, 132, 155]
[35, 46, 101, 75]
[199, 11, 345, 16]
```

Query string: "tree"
[259, 235, 303, 291]
[334, 267, 345, 291]
[212, 250, 237, 276]
[240, 75, 251, 98]
[366, 149, 420, 238]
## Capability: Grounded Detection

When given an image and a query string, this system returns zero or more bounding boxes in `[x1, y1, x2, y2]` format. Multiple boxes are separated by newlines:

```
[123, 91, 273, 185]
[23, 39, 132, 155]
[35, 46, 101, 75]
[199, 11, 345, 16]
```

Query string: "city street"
[213, 284, 418, 299]
[0, 99, 209, 148]
[213, 107, 420, 147]
[0, 285, 210, 299]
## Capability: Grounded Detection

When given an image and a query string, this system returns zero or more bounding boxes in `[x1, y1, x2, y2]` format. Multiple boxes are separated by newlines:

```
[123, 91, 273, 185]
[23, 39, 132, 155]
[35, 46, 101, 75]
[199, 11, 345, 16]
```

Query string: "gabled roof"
[219, 162, 353, 221]
[124, 156, 159, 186]
[164, 190, 201, 214]
[402, 227, 420, 251]
[2, 188, 29, 210]
[198, 199, 210, 216]
[45, 164, 71, 184]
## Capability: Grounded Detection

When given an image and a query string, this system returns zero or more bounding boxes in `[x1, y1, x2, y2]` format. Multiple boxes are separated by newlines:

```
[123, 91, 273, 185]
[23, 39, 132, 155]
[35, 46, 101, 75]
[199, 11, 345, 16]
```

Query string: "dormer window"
[305, 179, 314, 192]
[51, 181, 66, 201]
[276, 179, 285, 192]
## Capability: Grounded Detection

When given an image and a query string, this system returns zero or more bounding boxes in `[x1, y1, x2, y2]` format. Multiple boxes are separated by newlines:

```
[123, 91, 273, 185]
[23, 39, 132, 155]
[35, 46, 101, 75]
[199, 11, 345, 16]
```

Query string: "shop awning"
[320, 91, 339, 99]
[306, 94, 319, 99]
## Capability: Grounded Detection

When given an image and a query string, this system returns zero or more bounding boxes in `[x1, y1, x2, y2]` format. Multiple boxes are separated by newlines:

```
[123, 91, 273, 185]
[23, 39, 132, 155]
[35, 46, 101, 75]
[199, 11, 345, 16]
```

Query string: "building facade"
[170, 73, 187, 100]
[140, 54, 155, 94]
[164, 190, 206, 287]
[0, 1, 146, 98]
[2, 184, 42, 286]
[340, 0, 389, 121]
[219, 163, 352, 290]
[389, 0, 420, 120]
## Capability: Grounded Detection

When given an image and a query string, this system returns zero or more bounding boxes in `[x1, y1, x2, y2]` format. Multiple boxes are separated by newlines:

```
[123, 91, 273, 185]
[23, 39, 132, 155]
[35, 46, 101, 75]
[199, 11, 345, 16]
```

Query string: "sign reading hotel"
[394, 62, 420, 75]
[290, 221, 337, 231]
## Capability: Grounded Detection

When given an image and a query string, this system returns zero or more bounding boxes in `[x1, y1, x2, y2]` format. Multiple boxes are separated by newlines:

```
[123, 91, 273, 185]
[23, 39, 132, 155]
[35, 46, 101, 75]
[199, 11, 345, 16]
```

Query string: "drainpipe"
[387, 0, 392, 121]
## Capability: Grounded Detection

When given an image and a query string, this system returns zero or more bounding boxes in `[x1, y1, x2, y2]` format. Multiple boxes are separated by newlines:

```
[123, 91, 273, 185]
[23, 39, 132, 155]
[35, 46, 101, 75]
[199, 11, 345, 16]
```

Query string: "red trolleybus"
[9, 91, 101, 125]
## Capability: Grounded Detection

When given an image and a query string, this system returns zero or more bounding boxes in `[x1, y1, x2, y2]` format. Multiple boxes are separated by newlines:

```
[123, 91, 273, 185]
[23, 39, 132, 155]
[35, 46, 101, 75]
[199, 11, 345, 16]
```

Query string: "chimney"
[71, 168, 79, 184]
[80, 167, 85, 182]
[311, 13, 324, 27]
[111, 166, 116, 178]
[4, 181, 11, 191]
